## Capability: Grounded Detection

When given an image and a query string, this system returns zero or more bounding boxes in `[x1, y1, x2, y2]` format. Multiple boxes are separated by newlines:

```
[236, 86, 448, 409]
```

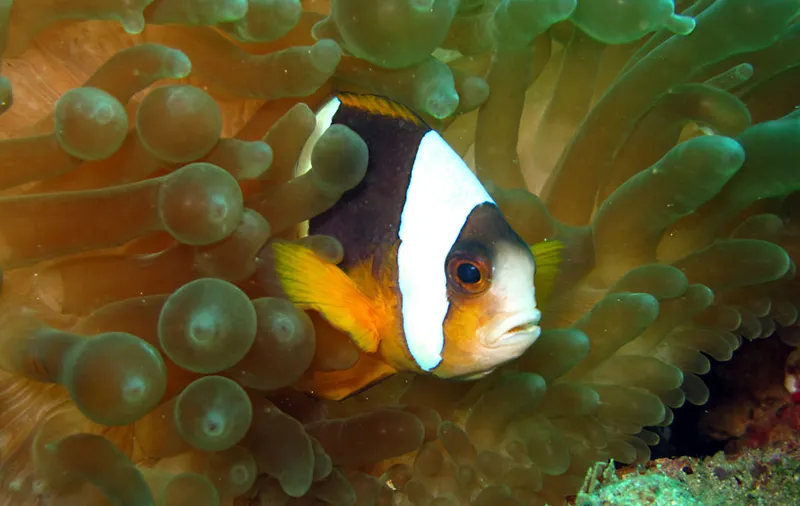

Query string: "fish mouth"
[485, 309, 542, 348]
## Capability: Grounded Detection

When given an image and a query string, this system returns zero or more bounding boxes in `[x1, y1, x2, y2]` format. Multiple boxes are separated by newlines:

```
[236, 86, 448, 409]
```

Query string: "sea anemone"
[0, 0, 799, 505]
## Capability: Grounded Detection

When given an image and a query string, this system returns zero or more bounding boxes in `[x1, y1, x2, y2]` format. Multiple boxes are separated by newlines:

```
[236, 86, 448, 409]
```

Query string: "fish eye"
[446, 250, 491, 295]
[457, 262, 481, 284]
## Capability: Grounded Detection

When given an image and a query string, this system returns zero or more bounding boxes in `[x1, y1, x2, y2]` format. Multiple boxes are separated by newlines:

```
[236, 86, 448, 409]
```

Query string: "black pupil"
[457, 262, 481, 284]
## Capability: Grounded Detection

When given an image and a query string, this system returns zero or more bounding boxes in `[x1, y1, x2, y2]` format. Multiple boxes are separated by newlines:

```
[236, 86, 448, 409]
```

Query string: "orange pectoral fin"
[530, 239, 564, 306]
[270, 241, 381, 354]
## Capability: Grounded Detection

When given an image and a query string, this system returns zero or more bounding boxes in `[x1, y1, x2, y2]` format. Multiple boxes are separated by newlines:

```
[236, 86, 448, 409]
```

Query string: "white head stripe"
[397, 130, 494, 371]
[296, 97, 341, 178]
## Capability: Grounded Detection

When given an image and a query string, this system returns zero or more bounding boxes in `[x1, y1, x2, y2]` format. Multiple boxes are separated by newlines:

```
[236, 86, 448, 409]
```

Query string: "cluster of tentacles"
[0, 0, 798, 505]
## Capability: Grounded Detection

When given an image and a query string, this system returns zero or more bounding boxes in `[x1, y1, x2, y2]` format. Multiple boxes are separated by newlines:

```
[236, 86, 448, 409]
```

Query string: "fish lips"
[483, 308, 543, 350]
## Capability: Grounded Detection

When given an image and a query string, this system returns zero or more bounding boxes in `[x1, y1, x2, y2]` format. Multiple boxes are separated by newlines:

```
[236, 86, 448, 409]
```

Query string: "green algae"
[576, 472, 700, 506]
[680, 447, 800, 506]
[573, 445, 800, 506]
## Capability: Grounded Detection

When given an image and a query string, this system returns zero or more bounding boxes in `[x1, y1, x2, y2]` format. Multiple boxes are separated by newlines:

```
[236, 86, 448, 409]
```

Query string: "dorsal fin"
[337, 93, 425, 127]
[308, 93, 431, 270]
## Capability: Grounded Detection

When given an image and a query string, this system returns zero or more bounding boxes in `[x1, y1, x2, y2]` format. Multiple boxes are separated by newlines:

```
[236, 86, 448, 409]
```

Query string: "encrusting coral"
[0, 0, 799, 505]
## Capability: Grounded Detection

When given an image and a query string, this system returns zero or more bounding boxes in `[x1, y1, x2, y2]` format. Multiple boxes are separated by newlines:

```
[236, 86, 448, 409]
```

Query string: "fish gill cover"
[0, 0, 798, 505]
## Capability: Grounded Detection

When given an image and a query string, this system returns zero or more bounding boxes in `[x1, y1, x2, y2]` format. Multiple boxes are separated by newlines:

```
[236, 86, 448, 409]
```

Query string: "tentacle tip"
[121, 11, 146, 34]
[666, 14, 696, 36]
[310, 39, 343, 75]
[165, 49, 193, 79]
[425, 91, 459, 120]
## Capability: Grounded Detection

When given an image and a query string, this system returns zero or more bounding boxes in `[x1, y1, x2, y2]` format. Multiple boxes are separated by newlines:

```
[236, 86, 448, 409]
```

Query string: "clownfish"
[270, 93, 562, 400]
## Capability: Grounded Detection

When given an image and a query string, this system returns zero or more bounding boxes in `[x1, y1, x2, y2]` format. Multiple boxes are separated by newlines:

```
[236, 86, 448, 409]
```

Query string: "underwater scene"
[0, 0, 799, 505]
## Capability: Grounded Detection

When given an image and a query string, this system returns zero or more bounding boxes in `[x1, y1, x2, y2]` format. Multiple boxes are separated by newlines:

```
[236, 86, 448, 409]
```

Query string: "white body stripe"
[295, 97, 341, 236]
[397, 130, 494, 371]
[296, 97, 341, 179]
